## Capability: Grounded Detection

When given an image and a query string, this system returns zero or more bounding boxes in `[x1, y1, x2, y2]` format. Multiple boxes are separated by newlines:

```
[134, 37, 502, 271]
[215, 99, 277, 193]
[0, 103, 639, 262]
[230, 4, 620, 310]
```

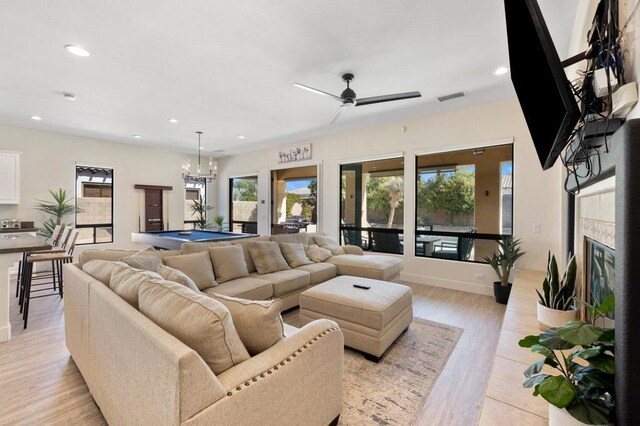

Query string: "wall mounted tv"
[504, 0, 581, 170]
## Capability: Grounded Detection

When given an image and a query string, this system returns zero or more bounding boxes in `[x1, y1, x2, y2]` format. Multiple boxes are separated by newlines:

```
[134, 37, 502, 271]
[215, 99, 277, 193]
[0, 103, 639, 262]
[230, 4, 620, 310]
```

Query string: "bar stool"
[15, 224, 65, 298]
[20, 229, 79, 329]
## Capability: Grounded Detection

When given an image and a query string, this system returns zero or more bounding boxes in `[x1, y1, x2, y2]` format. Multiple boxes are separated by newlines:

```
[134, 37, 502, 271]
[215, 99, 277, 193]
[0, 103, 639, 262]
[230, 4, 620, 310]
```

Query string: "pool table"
[131, 229, 257, 250]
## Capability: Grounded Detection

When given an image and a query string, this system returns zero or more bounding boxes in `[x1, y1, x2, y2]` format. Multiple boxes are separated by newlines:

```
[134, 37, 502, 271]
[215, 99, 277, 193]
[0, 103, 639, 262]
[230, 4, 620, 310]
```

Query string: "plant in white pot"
[519, 295, 615, 425]
[483, 236, 525, 304]
[536, 252, 578, 330]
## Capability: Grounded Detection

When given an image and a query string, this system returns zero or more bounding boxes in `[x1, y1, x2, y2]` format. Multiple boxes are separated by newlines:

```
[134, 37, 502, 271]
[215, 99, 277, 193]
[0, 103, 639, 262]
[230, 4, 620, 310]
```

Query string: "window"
[75, 166, 114, 245]
[184, 180, 206, 230]
[415, 144, 513, 262]
[340, 157, 404, 254]
[271, 166, 317, 234]
[229, 176, 258, 233]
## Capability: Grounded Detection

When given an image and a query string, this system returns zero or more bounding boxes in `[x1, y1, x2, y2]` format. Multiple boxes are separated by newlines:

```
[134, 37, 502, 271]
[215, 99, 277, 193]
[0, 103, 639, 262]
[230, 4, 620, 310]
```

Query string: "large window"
[415, 144, 513, 262]
[229, 176, 258, 233]
[340, 157, 404, 254]
[271, 166, 317, 234]
[75, 165, 114, 245]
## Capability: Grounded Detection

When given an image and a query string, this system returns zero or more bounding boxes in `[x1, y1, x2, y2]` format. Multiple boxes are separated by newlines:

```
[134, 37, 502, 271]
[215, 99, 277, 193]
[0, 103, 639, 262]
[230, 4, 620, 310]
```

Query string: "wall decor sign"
[278, 143, 312, 163]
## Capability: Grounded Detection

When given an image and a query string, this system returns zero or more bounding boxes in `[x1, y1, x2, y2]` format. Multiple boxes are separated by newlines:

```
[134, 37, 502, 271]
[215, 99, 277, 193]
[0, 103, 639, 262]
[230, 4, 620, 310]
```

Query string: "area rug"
[285, 314, 463, 426]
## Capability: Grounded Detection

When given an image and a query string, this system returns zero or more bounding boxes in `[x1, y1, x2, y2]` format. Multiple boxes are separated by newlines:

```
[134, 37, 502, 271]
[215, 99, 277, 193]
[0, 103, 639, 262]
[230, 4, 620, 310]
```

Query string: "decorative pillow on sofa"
[163, 252, 217, 290]
[207, 293, 285, 356]
[248, 241, 291, 275]
[304, 244, 333, 263]
[82, 260, 129, 285]
[208, 245, 249, 283]
[78, 249, 138, 268]
[279, 243, 313, 268]
[109, 265, 163, 308]
[156, 264, 201, 293]
[138, 280, 250, 374]
[313, 235, 345, 255]
[120, 247, 163, 271]
[231, 236, 270, 273]
[158, 249, 182, 263]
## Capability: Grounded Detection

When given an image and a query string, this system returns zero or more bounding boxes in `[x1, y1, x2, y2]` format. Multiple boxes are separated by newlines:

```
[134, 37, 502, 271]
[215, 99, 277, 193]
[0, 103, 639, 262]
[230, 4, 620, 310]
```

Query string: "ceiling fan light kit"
[294, 73, 421, 124]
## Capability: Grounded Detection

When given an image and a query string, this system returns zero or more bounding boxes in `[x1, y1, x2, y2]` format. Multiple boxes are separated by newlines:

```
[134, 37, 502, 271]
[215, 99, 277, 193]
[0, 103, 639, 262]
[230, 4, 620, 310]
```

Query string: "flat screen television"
[504, 0, 581, 170]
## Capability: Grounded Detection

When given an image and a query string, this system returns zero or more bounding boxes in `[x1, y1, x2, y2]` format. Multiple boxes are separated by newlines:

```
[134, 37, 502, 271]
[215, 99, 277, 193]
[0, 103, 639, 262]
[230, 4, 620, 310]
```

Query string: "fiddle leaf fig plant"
[537, 252, 577, 311]
[483, 236, 525, 286]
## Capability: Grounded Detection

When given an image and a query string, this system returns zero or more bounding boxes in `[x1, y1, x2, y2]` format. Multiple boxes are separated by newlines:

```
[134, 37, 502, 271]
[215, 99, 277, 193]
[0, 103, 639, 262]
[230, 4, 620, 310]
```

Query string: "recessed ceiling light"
[63, 92, 77, 101]
[494, 66, 509, 76]
[132, 134, 142, 139]
[30, 115, 42, 121]
[65, 45, 90, 57]
[168, 118, 179, 123]
[237, 135, 246, 139]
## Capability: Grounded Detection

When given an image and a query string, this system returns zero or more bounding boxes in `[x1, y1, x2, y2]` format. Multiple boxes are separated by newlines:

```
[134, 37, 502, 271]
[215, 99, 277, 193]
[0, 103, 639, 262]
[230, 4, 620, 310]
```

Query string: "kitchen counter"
[0, 234, 51, 341]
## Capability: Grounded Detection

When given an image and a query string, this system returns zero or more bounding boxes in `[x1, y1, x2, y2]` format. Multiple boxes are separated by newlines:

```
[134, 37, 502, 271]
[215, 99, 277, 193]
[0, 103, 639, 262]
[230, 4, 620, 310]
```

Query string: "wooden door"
[145, 189, 163, 231]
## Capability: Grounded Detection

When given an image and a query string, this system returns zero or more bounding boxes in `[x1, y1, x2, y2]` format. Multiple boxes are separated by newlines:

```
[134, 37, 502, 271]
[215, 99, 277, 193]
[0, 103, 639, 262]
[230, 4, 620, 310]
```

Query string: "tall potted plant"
[34, 188, 78, 238]
[483, 236, 525, 304]
[519, 295, 615, 425]
[190, 195, 212, 230]
[537, 252, 578, 329]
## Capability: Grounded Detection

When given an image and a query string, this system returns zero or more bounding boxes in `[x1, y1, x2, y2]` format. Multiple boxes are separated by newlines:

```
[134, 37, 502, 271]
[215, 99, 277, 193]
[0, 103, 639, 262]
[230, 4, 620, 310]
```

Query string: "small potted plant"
[483, 236, 525, 304]
[537, 252, 577, 329]
[213, 215, 225, 231]
[519, 295, 615, 425]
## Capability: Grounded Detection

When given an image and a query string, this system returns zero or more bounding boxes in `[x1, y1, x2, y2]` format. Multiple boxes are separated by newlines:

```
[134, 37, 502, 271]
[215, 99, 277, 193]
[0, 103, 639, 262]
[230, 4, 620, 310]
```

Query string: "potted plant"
[34, 188, 79, 238]
[483, 236, 525, 304]
[213, 215, 225, 231]
[190, 195, 212, 230]
[537, 252, 578, 329]
[519, 295, 615, 425]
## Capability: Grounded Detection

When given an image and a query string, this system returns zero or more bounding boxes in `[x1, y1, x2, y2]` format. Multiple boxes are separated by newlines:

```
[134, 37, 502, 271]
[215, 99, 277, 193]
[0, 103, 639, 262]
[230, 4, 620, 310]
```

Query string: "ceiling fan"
[294, 73, 421, 125]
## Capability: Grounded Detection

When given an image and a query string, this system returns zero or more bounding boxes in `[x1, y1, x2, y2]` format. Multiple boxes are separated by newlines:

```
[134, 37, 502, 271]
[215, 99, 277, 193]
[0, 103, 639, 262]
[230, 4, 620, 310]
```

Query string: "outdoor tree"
[233, 180, 257, 201]
[419, 170, 475, 222]
[366, 176, 404, 228]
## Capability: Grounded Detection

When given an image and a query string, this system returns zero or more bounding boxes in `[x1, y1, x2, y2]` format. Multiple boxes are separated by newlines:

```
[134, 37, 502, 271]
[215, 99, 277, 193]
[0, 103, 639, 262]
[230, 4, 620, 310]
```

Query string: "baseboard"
[399, 272, 493, 296]
[0, 324, 11, 342]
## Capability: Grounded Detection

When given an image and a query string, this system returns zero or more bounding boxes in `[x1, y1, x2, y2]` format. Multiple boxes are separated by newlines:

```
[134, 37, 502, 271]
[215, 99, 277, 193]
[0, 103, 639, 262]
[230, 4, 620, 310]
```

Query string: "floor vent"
[437, 92, 466, 102]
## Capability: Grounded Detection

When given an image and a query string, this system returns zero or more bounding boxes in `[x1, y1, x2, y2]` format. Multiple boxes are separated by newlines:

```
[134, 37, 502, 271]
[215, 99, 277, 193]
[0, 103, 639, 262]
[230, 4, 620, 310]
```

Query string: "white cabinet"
[0, 151, 20, 204]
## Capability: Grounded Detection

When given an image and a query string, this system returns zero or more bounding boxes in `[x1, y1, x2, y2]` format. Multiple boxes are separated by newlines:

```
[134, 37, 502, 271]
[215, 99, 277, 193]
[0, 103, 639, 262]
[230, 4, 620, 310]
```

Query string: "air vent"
[437, 92, 466, 102]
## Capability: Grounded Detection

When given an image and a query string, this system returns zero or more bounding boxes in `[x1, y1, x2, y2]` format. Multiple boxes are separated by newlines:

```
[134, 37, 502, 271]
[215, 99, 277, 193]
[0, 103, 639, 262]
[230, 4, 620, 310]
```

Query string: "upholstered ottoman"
[299, 276, 413, 361]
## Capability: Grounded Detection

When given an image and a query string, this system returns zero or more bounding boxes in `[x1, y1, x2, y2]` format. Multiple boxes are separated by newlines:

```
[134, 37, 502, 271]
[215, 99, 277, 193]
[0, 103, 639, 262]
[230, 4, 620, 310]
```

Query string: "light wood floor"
[0, 281, 504, 426]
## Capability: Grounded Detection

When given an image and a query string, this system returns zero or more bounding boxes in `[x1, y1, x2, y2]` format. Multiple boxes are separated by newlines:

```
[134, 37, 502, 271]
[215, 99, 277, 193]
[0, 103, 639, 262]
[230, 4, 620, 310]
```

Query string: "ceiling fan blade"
[329, 105, 346, 125]
[294, 83, 343, 102]
[355, 91, 422, 106]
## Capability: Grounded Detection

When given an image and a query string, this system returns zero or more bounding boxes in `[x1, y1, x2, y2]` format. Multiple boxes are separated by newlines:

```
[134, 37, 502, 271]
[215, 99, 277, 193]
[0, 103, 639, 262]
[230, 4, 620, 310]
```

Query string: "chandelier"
[182, 131, 217, 182]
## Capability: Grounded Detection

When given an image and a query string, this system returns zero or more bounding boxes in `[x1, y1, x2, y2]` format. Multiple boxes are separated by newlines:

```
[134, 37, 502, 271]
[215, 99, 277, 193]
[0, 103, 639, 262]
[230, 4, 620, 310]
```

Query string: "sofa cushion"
[206, 293, 285, 356]
[120, 246, 163, 271]
[295, 262, 338, 285]
[82, 260, 129, 285]
[138, 279, 250, 375]
[208, 245, 249, 283]
[158, 249, 182, 262]
[156, 264, 201, 293]
[205, 277, 273, 300]
[231, 236, 270, 273]
[248, 241, 290, 275]
[250, 269, 310, 298]
[304, 244, 332, 263]
[313, 235, 346, 255]
[327, 254, 403, 281]
[164, 252, 217, 290]
[181, 241, 232, 255]
[269, 233, 311, 245]
[78, 249, 138, 268]
[279, 242, 313, 268]
[109, 265, 163, 308]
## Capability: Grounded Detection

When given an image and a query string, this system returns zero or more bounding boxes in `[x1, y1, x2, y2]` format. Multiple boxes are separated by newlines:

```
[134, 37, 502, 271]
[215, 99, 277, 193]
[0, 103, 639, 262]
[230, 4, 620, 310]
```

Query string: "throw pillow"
[158, 249, 182, 263]
[208, 245, 249, 283]
[304, 244, 333, 263]
[120, 246, 163, 271]
[82, 260, 129, 286]
[163, 251, 217, 290]
[109, 265, 163, 308]
[313, 235, 346, 255]
[279, 242, 313, 268]
[156, 264, 200, 293]
[208, 293, 285, 356]
[78, 249, 138, 268]
[231, 236, 270, 273]
[138, 280, 250, 374]
[248, 241, 291, 275]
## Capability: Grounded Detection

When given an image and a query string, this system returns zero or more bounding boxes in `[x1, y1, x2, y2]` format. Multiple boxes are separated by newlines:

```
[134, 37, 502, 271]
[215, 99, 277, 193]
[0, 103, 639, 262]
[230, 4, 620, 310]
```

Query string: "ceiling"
[0, 0, 579, 157]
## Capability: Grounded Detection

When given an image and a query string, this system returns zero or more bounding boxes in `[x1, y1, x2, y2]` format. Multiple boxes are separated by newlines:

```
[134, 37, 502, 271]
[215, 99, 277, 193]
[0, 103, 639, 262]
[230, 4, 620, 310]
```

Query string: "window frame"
[75, 164, 114, 245]
[228, 175, 259, 234]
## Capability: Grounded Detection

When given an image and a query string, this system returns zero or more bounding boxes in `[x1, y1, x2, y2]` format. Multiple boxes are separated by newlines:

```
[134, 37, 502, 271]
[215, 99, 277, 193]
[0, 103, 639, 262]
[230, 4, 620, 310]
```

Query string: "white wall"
[0, 124, 196, 253]
[216, 99, 565, 295]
